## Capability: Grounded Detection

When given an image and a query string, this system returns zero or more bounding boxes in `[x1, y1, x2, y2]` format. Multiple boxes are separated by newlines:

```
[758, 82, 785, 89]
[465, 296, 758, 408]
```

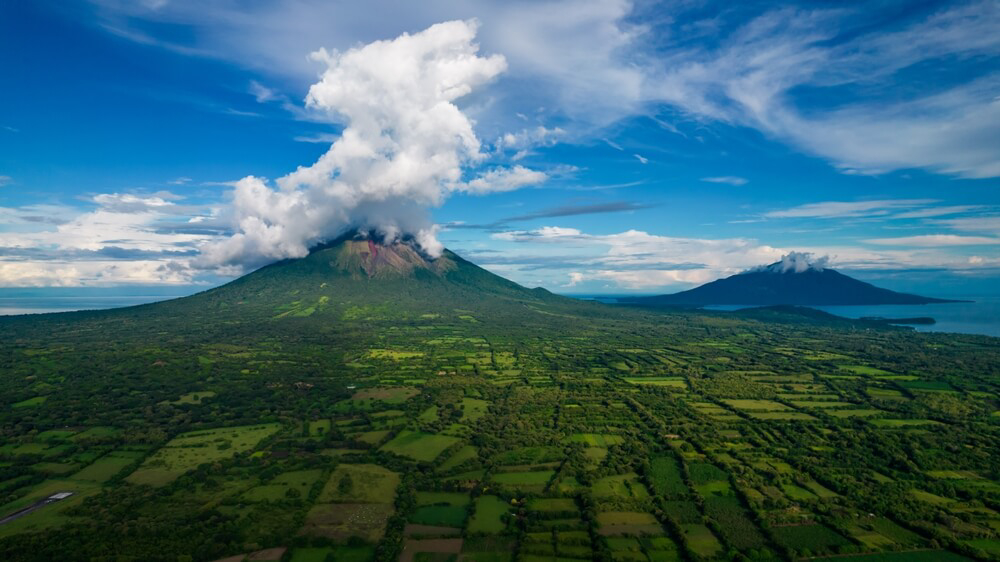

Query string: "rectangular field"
[380, 430, 460, 462]
[126, 424, 280, 486]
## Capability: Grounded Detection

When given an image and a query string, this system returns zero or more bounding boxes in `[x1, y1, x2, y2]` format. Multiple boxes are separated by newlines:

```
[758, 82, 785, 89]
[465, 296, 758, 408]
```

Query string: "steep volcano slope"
[0, 233, 589, 344]
[209, 234, 562, 317]
[622, 265, 960, 306]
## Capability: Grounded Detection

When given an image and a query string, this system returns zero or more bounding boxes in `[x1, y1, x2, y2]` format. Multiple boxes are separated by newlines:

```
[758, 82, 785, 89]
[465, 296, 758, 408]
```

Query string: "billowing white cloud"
[197, 20, 546, 269]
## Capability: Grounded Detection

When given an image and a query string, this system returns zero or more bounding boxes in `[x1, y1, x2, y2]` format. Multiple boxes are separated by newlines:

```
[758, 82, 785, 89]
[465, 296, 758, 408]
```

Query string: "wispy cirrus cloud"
[502, 201, 653, 223]
[88, 1, 1000, 178]
[446, 200, 654, 230]
[764, 199, 937, 219]
[932, 215, 1000, 234]
[865, 234, 1000, 247]
[701, 176, 747, 186]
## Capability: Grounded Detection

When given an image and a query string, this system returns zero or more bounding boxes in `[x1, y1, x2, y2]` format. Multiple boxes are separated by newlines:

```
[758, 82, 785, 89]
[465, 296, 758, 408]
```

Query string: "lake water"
[568, 294, 1000, 338]
[0, 296, 175, 316]
[702, 297, 1000, 338]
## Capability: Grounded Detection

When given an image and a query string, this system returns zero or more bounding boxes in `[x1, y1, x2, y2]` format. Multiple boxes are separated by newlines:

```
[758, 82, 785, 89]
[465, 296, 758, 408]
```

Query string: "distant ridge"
[621, 257, 963, 306]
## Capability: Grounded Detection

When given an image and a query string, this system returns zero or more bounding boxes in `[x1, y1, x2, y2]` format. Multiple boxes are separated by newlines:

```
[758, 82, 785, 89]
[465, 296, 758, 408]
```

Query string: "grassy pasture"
[748, 411, 816, 420]
[679, 524, 723, 557]
[597, 511, 663, 536]
[789, 400, 856, 408]
[927, 470, 982, 479]
[437, 445, 478, 472]
[418, 406, 439, 423]
[871, 418, 940, 427]
[623, 377, 688, 388]
[583, 447, 608, 466]
[35, 429, 76, 441]
[243, 469, 322, 502]
[826, 408, 884, 418]
[70, 427, 120, 441]
[319, 464, 399, 503]
[308, 419, 331, 436]
[351, 386, 420, 404]
[528, 498, 577, 512]
[782, 483, 817, 500]
[468, 495, 509, 533]
[32, 462, 80, 475]
[721, 399, 790, 411]
[593, 473, 650, 499]
[11, 396, 47, 408]
[368, 349, 424, 360]
[416, 491, 470, 507]
[71, 451, 143, 483]
[963, 539, 1000, 556]
[841, 365, 892, 375]
[356, 429, 391, 445]
[802, 479, 838, 498]
[910, 489, 954, 505]
[491, 470, 554, 490]
[460, 398, 489, 422]
[563, 433, 624, 446]
[127, 423, 279, 486]
[380, 430, 460, 462]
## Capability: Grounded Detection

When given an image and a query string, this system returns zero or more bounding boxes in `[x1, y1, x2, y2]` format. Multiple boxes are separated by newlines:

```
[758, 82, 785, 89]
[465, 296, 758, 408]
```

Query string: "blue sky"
[1, 0, 999, 295]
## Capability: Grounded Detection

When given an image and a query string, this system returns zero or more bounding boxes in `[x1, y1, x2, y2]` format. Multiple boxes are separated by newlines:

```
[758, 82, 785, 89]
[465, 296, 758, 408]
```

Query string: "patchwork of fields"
[2, 299, 1000, 562]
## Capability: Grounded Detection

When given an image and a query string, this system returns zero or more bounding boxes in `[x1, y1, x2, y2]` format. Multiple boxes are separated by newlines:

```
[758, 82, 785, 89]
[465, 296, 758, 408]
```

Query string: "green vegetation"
[318, 464, 398, 503]
[0, 237, 999, 561]
[469, 496, 509, 533]
[126, 424, 279, 486]
[379, 430, 460, 462]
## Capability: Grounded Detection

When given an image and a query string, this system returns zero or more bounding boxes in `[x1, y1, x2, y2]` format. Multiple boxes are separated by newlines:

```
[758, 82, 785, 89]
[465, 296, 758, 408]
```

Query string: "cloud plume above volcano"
[197, 20, 546, 269]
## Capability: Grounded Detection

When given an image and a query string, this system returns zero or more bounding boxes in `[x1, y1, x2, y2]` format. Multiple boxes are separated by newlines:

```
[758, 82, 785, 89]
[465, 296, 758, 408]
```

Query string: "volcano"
[621, 262, 961, 306]
[0, 232, 587, 341]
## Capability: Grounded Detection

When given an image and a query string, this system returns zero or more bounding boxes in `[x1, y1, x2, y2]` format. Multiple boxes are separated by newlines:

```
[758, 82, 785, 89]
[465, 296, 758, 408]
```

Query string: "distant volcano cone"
[621, 261, 962, 306]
